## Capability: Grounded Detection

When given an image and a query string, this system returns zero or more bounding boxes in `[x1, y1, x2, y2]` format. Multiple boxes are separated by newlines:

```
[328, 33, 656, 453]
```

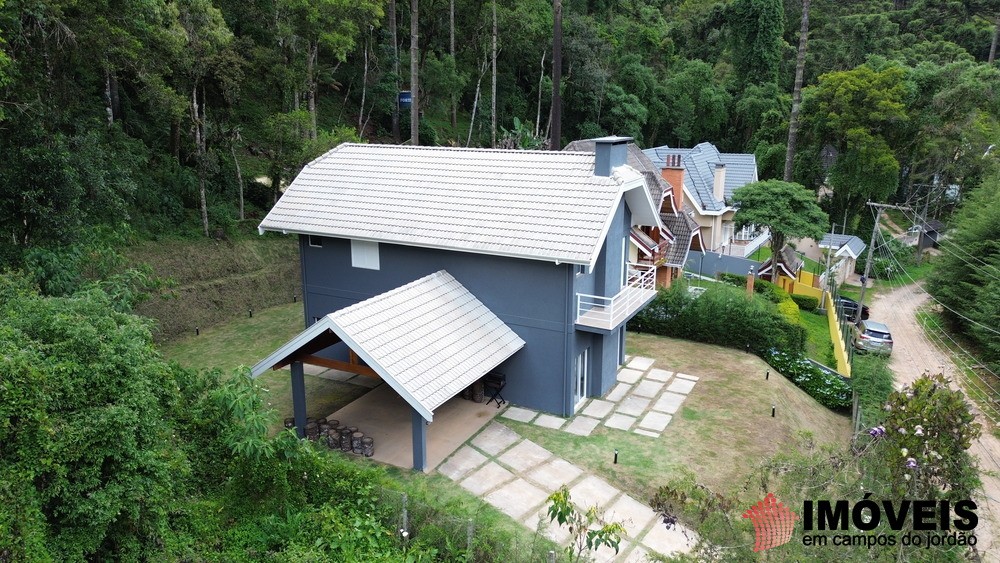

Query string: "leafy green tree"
[660, 58, 731, 147]
[731, 180, 828, 279]
[799, 62, 908, 230]
[927, 172, 1000, 372]
[547, 485, 626, 562]
[726, 0, 785, 90]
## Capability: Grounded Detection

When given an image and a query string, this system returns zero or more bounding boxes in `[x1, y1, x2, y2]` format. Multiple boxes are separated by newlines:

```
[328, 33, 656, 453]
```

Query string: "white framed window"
[308, 235, 323, 248]
[351, 240, 380, 270]
[574, 347, 589, 409]
[575, 264, 586, 276]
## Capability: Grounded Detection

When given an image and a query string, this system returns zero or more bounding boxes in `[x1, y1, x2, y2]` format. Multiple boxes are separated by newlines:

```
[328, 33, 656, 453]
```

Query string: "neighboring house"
[918, 219, 946, 251]
[564, 139, 699, 288]
[643, 143, 764, 258]
[250, 137, 659, 470]
[757, 245, 804, 280]
[818, 234, 867, 286]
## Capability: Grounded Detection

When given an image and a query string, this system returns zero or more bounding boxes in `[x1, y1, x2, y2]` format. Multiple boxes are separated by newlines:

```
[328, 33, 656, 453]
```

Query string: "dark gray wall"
[685, 251, 760, 278]
[301, 237, 573, 415]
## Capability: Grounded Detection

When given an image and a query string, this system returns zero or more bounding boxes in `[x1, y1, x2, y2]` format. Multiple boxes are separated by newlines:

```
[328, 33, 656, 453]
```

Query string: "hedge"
[717, 272, 789, 303]
[791, 294, 819, 311]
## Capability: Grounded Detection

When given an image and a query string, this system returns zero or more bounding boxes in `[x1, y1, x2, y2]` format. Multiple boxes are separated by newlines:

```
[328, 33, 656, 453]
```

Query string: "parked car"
[852, 320, 893, 355]
[837, 296, 870, 322]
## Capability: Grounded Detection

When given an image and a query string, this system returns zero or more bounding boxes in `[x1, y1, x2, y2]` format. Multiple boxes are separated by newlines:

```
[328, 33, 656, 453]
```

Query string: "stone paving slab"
[472, 422, 520, 455]
[498, 439, 553, 472]
[617, 395, 651, 416]
[633, 428, 660, 438]
[624, 545, 649, 562]
[641, 522, 698, 557]
[460, 461, 514, 496]
[569, 475, 620, 509]
[652, 392, 686, 414]
[533, 413, 566, 429]
[646, 368, 673, 382]
[501, 406, 537, 423]
[525, 508, 573, 545]
[582, 399, 616, 418]
[605, 493, 658, 538]
[527, 458, 584, 490]
[638, 411, 672, 432]
[437, 445, 488, 480]
[665, 379, 697, 395]
[564, 415, 601, 437]
[627, 356, 655, 371]
[484, 477, 550, 520]
[631, 379, 665, 399]
[606, 382, 632, 402]
[617, 368, 644, 384]
[605, 413, 636, 431]
[675, 372, 700, 381]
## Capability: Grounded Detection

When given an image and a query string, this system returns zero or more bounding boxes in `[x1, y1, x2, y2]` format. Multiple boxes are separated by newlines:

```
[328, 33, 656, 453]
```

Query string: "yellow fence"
[774, 273, 851, 377]
[825, 292, 851, 377]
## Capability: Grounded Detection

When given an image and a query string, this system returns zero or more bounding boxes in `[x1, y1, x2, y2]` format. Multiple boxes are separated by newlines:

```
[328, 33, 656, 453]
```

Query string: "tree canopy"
[731, 179, 829, 269]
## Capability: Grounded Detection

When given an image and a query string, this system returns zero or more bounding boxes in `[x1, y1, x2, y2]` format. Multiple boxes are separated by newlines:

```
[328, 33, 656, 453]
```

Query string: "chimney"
[713, 162, 726, 203]
[661, 153, 685, 212]
[594, 136, 633, 177]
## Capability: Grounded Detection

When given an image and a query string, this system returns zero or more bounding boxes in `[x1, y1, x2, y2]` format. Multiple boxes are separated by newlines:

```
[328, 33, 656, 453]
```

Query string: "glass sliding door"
[574, 347, 589, 409]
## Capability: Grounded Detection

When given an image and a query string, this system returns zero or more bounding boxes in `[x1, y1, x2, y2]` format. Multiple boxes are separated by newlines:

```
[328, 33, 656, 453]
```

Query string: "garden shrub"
[762, 349, 852, 410]
[716, 272, 790, 303]
[790, 294, 819, 311]
[851, 355, 895, 429]
[631, 283, 805, 356]
[777, 299, 801, 325]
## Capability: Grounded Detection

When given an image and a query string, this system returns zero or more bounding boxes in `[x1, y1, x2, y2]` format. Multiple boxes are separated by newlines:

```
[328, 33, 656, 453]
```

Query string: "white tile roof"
[250, 271, 525, 420]
[259, 143, 654, 266]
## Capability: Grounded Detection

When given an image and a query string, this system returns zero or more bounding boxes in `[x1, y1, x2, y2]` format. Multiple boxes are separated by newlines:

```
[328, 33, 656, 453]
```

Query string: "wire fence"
[374, 486, 562, 562]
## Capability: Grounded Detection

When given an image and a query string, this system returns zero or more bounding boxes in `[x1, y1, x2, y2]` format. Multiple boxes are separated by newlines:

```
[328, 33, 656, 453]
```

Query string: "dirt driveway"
[869, 284, 1000, 561]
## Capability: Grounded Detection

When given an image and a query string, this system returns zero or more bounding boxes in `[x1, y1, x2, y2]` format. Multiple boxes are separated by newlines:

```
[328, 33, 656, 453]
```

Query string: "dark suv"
[837, 296, 870, 322]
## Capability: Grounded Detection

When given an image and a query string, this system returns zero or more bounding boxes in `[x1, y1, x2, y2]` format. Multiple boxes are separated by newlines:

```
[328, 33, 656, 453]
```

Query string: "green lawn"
[158, 302, 369, 430]
[503, 334, 851, 506]
[800, 309, 835, 366]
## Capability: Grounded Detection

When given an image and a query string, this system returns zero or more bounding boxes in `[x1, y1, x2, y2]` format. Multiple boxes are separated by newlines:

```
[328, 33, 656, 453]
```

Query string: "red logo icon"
[742, 493, 799, 552]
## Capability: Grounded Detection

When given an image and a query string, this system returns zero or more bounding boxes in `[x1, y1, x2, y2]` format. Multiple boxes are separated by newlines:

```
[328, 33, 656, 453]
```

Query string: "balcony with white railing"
[576, 263, 658, 331]
[722, 228, 771, 257]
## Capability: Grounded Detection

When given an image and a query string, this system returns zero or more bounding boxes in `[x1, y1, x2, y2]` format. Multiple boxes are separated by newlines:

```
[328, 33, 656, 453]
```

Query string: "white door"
[574, 348, 589, 408]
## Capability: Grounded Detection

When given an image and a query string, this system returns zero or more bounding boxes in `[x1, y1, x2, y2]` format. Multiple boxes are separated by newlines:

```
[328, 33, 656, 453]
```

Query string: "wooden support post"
[291, 361, 307, 439]
[412, 407, 427, 471]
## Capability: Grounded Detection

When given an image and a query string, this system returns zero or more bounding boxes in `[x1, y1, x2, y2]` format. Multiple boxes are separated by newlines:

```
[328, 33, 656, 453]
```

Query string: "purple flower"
[905, 458, 918, 469]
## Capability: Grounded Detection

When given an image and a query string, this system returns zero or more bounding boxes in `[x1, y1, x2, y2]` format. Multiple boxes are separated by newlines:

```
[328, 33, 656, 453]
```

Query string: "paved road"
[869, 284, 1000, 561]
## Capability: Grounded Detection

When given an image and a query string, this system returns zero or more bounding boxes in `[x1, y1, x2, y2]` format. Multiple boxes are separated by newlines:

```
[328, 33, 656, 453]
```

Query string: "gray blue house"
[250, 137, 659, 469]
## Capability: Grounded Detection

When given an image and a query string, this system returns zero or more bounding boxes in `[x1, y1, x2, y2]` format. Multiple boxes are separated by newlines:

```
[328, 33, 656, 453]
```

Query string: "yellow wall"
[776, 274, 823, 300]
[825, 292, 852, 377]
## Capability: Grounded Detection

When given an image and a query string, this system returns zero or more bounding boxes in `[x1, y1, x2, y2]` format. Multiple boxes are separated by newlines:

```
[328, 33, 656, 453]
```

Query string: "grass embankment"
[799, 308, 835, 366]
[506, 334, 851, 501]
[159, 302, 370, 431]
[128, 235, 301, 341]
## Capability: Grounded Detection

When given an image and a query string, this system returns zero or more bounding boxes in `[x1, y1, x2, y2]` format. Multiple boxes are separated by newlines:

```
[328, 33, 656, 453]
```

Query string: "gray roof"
[659, 212, 700, 267]
[564, 139, 671, 220]
[259, 143, 658, 266]
[819, 234, 866, 259]
[250, 271, 525, 420]
[643, 143, 758, 212]
[758, 245, 804, 278]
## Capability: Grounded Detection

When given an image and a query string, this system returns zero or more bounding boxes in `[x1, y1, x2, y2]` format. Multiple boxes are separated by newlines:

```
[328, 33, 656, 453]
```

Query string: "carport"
[250, 270, 525, 470]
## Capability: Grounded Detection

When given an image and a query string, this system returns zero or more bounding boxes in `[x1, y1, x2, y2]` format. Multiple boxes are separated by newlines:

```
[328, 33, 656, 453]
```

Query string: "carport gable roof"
[250, 271, 525, 421]
[819, 234, 866, 259]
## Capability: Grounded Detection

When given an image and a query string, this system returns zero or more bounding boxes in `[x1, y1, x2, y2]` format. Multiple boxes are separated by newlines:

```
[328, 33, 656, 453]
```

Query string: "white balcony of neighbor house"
[723, 227, 770, 258]
[576, 263, 657, 332]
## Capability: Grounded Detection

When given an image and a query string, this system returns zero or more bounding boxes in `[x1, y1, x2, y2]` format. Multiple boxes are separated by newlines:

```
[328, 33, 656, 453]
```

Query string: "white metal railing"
[724, 229, 771, 257]
[576, 263, 657, 330]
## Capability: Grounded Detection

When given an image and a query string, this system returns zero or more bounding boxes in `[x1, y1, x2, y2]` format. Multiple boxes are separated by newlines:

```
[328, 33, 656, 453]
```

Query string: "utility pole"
[410, 0, 419, 145]
[550, 0, 562, 150]
[858, 202, 912, 314]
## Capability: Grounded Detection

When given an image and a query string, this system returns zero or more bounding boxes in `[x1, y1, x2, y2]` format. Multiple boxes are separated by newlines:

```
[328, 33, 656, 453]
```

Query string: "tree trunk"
[783, 0, 810, 182]
[359, 31, 370, 135]
[307, 42, 318, 140]
[551, 0, 562, 150]
[535, 50, 546, 138]
[491, 0, 498, 148]
[170, 119, 181, 161]
[410, 0, 419, 145]
[990, 19, 999, 64]
[192, 84, 209, 237]
[231, 138, 245, 221]
[770, 232, 785, 282]
[467, 54, 488, 147]
[271, 168, 282, 206]
[104, 67, 114, 125]
[450, 0, 456, 133]
[390, 0, 400, 142]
